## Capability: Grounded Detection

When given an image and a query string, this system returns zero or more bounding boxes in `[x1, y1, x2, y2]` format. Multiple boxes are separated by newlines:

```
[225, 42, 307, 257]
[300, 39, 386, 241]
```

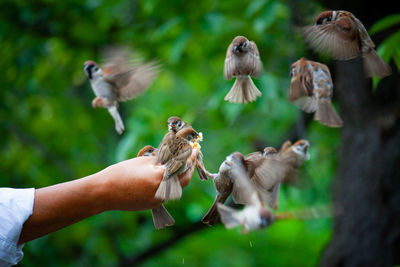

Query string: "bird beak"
[84, 64, 92, 79]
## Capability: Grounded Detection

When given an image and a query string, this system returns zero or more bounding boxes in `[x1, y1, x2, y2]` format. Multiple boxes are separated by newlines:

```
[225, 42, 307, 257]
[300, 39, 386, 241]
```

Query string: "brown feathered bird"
[215, 152, 274, 231]
[155, 127, 199, 202]
[224, 36, 263, 104]
[202, 149, 287, 226]
[289, 58, 343, 127]
[137, 145, 174, 230]
[84, 49, 159, 134]
[157, 116, 212, 181]
[303, 10, 391, 78]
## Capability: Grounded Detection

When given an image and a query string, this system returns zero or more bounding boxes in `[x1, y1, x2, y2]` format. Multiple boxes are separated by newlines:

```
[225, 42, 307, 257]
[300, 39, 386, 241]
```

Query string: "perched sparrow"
[224, 36, 263, 104]
[216, 152, 275, 232]
[83, 49, 159, 134]
[156, 116, 186, 166]
[289, 58, 343, 127]
[137, 145, 157, 157]
[158, 116, 213, 181]
[303, 10, 391, 78]
[137, 145, 174, 229]
[278, 140, 310, 184]
[155, 127, 199, 202]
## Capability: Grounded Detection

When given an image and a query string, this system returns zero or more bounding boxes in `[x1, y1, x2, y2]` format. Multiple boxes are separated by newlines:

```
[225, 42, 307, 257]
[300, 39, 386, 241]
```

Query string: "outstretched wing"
[302, 16, 361, 60]
[230, 160, 261, 206]
[101, 47, 160, 102]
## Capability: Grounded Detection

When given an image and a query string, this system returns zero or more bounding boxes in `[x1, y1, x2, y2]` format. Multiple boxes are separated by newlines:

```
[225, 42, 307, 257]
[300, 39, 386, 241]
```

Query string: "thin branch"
[118, 221, 207, 266]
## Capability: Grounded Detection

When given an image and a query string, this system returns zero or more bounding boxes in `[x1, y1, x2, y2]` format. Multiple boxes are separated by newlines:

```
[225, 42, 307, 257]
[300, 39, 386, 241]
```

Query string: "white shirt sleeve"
[0, 188, 35, 267]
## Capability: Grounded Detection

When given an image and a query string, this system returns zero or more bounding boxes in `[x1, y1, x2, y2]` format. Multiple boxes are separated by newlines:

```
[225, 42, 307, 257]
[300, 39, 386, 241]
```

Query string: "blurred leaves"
[0, 0, 338, 266]
[370, 13, 400, 87]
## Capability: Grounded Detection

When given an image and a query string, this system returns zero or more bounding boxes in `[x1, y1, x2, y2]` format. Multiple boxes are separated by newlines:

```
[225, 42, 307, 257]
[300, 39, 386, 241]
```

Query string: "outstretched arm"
[18, 150, 198, 244]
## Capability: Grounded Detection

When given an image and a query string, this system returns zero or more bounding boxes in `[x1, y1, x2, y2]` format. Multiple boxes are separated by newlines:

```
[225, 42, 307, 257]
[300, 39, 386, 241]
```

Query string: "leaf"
[245, 0, 268, 18]
[169, 30, 191, 64]
[369, 13, 400, 35]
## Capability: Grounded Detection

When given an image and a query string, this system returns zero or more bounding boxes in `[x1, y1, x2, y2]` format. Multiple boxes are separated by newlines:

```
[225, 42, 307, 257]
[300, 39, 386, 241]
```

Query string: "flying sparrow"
[202, 149, 286, 226]
[224, 36, 263, 104]
[216, 152, 275, 232]
[83, 49, 159, 134]
[289, 58, 343, 127]
[137, 145, 174, 229]
[303, 10, 391, 78]
[155, 127, 199, 202]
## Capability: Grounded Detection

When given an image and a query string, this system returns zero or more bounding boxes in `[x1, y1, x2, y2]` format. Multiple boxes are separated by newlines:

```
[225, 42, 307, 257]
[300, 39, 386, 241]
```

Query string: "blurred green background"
[0, 0, 352, 266]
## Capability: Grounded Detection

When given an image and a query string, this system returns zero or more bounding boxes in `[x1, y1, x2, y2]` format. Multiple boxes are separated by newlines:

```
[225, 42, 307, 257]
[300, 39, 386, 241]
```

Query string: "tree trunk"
[313, 1, 400, 262]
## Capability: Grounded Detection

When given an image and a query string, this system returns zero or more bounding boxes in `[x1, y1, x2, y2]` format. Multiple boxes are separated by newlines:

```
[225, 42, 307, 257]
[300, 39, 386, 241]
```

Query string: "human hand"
[98, 149, 199, 211]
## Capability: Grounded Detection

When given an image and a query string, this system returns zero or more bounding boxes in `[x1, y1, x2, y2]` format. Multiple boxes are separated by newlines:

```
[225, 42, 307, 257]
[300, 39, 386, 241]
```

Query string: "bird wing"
[230, 160, 261, 206]
[303, 17, 361, 60]
[289, 60, 314, 102]
[157, 132, 174, 164]
[246, 156, 288, 209]
[100, 48, 159, 102]
[246, 41, 262, 78]
[224, 43, 236, 80]
[165, 145, 192, 175]
[279, 141, 292, 153]
[105, 61, 159, 102]
[244, 151, 263, 162]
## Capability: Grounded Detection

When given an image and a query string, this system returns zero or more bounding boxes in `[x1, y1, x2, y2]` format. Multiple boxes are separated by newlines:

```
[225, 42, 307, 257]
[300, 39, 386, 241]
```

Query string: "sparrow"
[224, 36, 263, 104]
[155, 126, 199, 202]
[278, 140, 310, 184]
[215, 152, 275, 232]
[158, 116, 213, 181]
[83, 49, 159, 134]
[289, 58, 343, 127]
[303, 10, 391, 78]
[156, 116, 186, 166]
[202, 149, 286, 226]
[201, 153, 235, 226]
[137, 145, 174, 229]
[137, 145, 157, 157]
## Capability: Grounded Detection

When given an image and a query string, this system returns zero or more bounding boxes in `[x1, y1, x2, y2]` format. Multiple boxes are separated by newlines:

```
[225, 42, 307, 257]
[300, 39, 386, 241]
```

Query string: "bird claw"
[92, 97, 106, 108]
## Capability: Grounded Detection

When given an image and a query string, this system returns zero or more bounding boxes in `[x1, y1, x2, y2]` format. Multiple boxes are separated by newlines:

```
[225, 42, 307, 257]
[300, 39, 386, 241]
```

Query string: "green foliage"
[369, 13, 400, 88]
[0, 0, 337, 266]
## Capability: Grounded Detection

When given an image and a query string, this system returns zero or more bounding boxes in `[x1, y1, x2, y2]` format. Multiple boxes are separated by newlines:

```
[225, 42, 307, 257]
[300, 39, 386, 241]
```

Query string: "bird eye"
[94, 67, 99, 71]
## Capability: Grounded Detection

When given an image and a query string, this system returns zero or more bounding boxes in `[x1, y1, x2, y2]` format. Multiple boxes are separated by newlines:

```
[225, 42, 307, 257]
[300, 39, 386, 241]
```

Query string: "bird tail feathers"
[315, 100, 343, 128]
[363, 49, 392, 78]
[107, 106, 125, 134]
[224, 76, 261, 104]
[217, 203, 241, 229]
[151, 205, 175, 230]
[155, 176, 182, 202]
